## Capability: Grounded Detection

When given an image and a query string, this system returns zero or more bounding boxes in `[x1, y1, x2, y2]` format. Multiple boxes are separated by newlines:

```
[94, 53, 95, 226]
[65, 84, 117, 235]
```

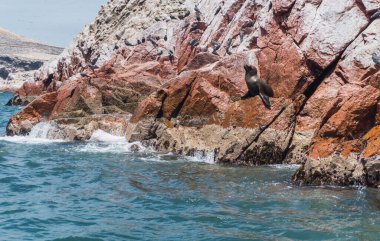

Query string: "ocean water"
[0, 91, 379, 241]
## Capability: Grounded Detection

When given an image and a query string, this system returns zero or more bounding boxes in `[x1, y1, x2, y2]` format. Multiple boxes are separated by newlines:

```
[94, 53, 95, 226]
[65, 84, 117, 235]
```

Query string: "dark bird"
[242, 20, 254, 28]
[241, 65, 274, 109]
[195, 5, 202, 21]
[87, 64, 99, 70]
[164, 29, 168, 41]
[215, 6, 222, 15]
[224, 38, 232, 55]
[147, 36, 158, 47]
[141, 37, 146, 43]
[137, 39, 141, 44]
[373, 53, 380, 65]
[211, 40, 221, 55]
[189, 39, 199, 49]
[43, 74, 54, 89]
[87, 64, 99, 77]
[370, 10, 380, 20]
[156, 50, 163, 60]
[190, 22, 199, 32]
[80, 72, 90, 78]
[169, 50, 175, 64]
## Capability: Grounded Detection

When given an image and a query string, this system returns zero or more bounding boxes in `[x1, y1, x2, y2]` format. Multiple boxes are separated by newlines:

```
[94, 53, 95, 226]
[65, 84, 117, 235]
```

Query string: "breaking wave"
[74, 130, 146, 154]
[0, 122, 65, 144]
[185, 151, 215, 164]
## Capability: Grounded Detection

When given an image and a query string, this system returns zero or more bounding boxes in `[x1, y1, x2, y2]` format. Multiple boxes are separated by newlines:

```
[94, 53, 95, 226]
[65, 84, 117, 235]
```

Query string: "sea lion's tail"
[259, 94, 271, 109]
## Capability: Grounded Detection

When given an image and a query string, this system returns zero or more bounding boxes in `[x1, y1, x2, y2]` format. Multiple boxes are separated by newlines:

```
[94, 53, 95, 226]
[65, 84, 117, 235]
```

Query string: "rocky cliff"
[6, 0, 380, 187]
[0, 28, 63, 92]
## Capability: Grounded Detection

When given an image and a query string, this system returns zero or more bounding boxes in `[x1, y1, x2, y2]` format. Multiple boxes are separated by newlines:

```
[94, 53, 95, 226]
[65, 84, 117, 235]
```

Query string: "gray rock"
[0, 27, 62, 90]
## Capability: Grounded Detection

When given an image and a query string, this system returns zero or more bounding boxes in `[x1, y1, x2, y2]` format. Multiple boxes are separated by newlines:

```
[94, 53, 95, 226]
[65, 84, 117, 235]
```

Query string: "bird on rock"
[87, 64, 99, 77]
[195, 5, 202, 21]
[189, 39, 199, 49]
[241, 65, 274, 109]
[80, 72, 90, 78]
[370, 10, 380, 20]
[372, 53, 380, 65]
[211, 40, 221, 55]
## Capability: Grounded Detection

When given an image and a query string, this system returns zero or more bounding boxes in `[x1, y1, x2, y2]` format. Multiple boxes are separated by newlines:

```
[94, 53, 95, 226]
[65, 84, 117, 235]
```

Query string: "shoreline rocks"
[0, 27, 63, 93]
[5, 0, 380, 187]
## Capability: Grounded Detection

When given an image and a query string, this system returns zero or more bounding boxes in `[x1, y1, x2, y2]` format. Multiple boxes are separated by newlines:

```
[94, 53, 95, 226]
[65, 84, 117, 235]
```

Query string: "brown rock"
[7, 92, 57, 135]
[310, 85, 380, 158]
[272, 0, 296, 15]
[366, 159, 380, 188]
[293, 155, 366, 186]
[363, 125, 380, 158]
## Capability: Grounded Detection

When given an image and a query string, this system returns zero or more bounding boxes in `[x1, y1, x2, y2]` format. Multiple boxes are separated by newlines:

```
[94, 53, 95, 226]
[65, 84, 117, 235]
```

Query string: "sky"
[0, 0, 106, 47]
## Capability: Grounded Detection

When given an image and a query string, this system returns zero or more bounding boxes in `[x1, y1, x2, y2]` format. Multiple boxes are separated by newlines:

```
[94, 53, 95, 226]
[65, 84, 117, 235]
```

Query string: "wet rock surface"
[6, 0, 380, 187]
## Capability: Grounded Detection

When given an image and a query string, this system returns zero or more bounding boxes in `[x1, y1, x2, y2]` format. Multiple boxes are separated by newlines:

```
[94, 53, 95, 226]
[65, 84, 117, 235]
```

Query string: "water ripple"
[1, 92, 380, 240]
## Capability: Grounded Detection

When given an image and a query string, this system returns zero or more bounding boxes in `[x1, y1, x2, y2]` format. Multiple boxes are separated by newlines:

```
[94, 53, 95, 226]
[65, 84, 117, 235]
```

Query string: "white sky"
[0, 0, 106, 47]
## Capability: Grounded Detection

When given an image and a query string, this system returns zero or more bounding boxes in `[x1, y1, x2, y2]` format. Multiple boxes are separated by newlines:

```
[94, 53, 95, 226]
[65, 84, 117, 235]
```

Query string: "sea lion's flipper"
[241, 91, 255, 100]
[260, 81, 274, 97]
[259, 94, 271, 109]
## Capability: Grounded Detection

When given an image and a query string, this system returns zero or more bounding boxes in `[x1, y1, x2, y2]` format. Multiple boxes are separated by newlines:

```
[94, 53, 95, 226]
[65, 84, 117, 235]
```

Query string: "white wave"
[75, 142, 139, 154]
[0, 122, 65, 144]
[186, 151, 215, 164]
[0, 135, 64, 144]
[268, 164, 301, 169]
[29, 122, 52, 138]
[139, 155, 170, 163]
[75, 129, 145, 154]
[89, 129, 126, 142]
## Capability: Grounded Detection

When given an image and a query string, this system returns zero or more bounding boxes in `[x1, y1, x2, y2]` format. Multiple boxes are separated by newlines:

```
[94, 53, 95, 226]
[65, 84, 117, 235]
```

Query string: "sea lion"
[241, 65, 274, 109]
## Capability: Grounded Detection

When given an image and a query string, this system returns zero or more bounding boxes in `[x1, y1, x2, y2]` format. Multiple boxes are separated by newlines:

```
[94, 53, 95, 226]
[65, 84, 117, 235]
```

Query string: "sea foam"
[186, 151, 215, 164]
[0, 122, 65, 144]
[75, 129, 145, 154]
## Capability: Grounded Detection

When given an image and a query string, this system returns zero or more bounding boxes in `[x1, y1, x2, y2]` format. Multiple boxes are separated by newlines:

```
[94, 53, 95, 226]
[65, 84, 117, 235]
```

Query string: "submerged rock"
[6, 0, 380, 187]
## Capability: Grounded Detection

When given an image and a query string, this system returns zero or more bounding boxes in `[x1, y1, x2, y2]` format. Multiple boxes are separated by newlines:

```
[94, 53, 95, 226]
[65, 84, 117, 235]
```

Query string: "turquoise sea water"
[0, 91, 379, 241]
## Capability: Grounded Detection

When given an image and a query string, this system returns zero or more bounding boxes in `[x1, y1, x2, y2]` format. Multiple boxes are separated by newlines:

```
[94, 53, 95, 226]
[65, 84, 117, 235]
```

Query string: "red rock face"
[7, 92, 57, 135]
[310, 85, 380, 158]
[6, 0, 380, 186]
